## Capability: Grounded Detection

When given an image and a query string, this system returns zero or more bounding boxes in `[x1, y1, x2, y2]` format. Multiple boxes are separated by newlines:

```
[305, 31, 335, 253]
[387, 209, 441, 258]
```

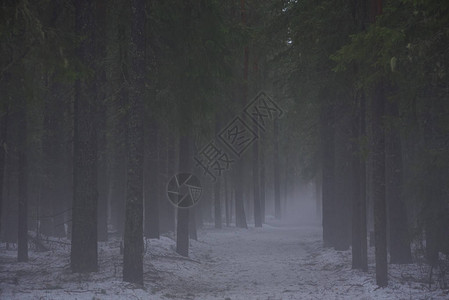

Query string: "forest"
[1, 0, 449, 299]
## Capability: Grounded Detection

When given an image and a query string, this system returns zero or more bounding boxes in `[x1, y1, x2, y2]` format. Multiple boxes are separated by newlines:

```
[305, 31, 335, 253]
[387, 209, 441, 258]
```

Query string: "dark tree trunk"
[158, 126, 172, 234]
[214, 116, 222, 229]
[273, 119, 281, 219]
[234, 0, 248, 229]
[235, 168, 248, 228]
[224, 175, 230, 226]
[109, 95, 127, 235]
[260, 139, 266, 224]
[97, 107, 108, 242]
[176, 130, 191, 256]
[333, 111, 352, 251]
[214, 178, 222, 229]
[96, 0, 108, 242]
[321, 101, 336, 247]
[164, 128, 176, 232]
[360, 94, 368, 270]
[253, 126, 262, 228]
[0, 105, 8, 235]
[109, 1, 129, 236]
[41, 79, 68, 238]
[144, 119, 159, 239]
[352, 107, 362, 269]
[71, 0, 98, 273]
[352, 94, 367, 270]
[372, 84, 388, 287]
[17, 99, 28, 262]
[123, 0, 146, 285]
[386, 100, 412, 264]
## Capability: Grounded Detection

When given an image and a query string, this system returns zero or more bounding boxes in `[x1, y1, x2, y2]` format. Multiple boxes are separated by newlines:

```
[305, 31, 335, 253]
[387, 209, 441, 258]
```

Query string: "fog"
[1, 0, 449, 299]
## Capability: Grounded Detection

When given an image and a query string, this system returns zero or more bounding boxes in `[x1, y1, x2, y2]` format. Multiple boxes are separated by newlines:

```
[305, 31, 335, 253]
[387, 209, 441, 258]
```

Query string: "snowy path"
[1, 224, 449, 299]
[158, 225, 321, 299]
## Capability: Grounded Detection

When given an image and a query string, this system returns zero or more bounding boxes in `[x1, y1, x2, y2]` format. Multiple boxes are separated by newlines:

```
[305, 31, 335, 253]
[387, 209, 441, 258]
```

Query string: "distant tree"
[273, 119, 281, 220]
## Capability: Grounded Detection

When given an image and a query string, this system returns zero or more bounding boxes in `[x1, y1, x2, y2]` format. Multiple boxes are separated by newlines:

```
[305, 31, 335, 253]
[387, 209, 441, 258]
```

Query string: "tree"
[351, 94, 368, 271]
[71, 0, 98, 273]
[385, 99, 412, 264]
[96, 0, 109, 242]
[273, 119, 281, 219]
[235, 0, 249, 229]
[17, 96, 28, 262]
[144, 118, 159, 239]
[0, 104, 8, 235]
[122, 0, 146, 285]
[372, 83, 388, 287]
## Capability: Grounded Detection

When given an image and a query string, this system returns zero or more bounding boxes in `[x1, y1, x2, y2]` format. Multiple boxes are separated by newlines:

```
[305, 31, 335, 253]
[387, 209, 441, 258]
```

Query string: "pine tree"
[123, 0, 146, 285]
[71, 0, 98, 273]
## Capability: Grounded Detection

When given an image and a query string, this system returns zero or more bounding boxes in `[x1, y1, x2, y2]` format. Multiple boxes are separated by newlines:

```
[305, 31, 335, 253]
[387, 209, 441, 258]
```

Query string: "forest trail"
[155, 225, 320, 299]
[1, 224, 447, 299]
[152, 224, 375, 299]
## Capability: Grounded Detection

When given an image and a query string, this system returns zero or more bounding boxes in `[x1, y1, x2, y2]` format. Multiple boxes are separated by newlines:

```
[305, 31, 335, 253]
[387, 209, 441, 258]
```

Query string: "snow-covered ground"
[1, 223, 448, 299]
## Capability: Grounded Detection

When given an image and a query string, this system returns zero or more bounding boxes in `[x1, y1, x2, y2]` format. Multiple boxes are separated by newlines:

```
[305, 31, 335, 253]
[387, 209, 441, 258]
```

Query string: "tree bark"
[144, 119, 159, 239]
[273, 119, 281, 220]
[71, 0, 98, 273]
[234, 0, 248, 229]
[372, 83, 388, 287]
[224, 175, 230, 226]
[123, 0, 146, 285]
[386, 100, 412, 264]
[214, 115, 222, 229]
[352, 94, 367, 270]
[321, 101, 335, 247]
[260, 138, 266, 224]
[0, 104, 8, 235]
[17, 98, 28, 262]
[176, 131, 191, 256]
[96, 0, 108, 242]
[214, 178, 222, 229]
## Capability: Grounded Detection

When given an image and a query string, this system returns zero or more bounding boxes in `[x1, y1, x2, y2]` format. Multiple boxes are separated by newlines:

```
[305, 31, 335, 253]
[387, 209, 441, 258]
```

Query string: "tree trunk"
[17, 99, 28, 262]
[234, 0, 248, 229]
[144, 119, 159, 239]
[0, 105, 8, 235]
[260, 138, 266, 224]
[253, 125, 262, 228]
[386, 100, 412, 264]
[160, 126, 174, 234]
[176, 131, 191, 256]
[214, 115, 222, 229]
[214, 178, 222, 229]
[96, 0, 108, 242]
[123, 0, 146, 285]
[372, 83, 388, 287]
[321, 101, 335, 247]
[352, 94, 367, 270]
[273, 119, 281, 219]
[71, 0, 98, 273]
[224, 175, 230, 226]
[360, 93, 368, 271]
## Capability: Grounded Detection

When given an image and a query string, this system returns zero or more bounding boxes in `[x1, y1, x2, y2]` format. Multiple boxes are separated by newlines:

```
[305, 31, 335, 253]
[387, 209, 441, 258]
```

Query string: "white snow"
[1, 223, 448, 299]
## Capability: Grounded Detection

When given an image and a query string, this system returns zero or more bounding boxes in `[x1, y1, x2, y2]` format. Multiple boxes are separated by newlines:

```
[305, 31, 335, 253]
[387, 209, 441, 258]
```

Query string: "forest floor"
[1, 220, 449, 299]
